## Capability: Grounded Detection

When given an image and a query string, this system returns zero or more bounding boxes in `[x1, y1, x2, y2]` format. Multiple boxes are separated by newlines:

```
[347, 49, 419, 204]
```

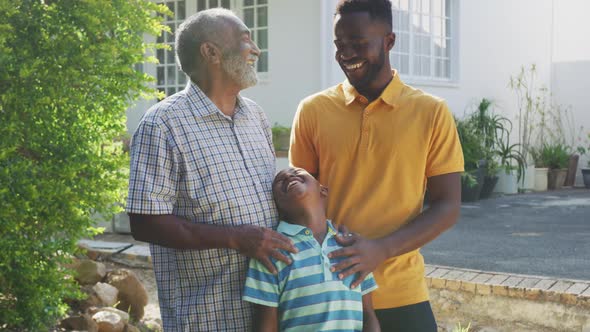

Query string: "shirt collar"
[342, 69, 403, 108]
[277, 219, 338, 237]
[184, 81, 248, 119]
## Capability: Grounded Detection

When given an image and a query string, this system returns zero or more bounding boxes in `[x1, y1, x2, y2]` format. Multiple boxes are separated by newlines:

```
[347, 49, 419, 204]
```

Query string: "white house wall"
[404, 0, 554, 123]
[241, 0, 323, 126]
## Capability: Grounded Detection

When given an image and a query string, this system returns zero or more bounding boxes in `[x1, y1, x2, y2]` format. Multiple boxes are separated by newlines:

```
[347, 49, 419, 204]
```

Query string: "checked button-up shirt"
[126, 82, 278, 331]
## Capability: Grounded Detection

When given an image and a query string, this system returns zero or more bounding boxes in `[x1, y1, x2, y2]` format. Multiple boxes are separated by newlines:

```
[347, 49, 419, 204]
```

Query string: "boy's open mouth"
[284, 177, 304, 193]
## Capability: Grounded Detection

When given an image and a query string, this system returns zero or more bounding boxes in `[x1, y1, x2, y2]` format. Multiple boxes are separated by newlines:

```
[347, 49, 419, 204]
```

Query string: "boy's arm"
[251, 304, 279, 332]
[361, 294, 381, 332]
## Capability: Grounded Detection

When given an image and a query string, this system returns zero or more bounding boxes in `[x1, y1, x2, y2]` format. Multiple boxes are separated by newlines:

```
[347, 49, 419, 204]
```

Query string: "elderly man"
[126, 8, 297, 331]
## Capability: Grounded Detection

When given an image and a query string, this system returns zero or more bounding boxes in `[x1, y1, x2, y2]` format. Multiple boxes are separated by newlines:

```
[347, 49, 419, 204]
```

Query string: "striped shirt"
[243, 220, 378, 331]
[126, 82, 278, 331]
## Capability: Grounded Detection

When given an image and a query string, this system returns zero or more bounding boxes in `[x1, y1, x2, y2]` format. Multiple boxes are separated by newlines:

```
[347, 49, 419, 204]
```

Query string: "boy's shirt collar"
[277, 219, 338, 237]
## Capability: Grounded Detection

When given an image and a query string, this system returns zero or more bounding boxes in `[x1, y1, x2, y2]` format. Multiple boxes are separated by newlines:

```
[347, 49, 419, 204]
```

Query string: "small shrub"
[0, 1, 167, 330]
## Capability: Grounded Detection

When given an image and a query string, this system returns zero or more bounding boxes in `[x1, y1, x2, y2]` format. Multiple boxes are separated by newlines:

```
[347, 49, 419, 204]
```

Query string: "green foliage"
[455, 117, 485, 172]
[272, 124, 291, 152]
[575, 131, 590, 168]
[0, 1, 167, 330]
[537, 143, 571, 170]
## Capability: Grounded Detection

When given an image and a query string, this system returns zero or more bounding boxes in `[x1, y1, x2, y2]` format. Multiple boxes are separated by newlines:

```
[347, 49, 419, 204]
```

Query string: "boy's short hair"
[335, 0, 393, 31]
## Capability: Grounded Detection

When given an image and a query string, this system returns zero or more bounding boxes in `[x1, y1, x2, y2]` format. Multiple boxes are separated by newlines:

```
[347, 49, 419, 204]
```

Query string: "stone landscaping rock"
[92, 310, 125, 332]
[106, 269, 148, 321]
[89, 306, 130, 324]
[93, 282, 119, 307]
[76, 259, 107, 285]
[124, 323, 141, 332]
[138, 318, 162, 332]
[60, 314, 98, 331]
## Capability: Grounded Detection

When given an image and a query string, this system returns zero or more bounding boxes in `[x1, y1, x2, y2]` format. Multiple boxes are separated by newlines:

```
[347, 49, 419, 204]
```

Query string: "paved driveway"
[421, 188, 590, 280]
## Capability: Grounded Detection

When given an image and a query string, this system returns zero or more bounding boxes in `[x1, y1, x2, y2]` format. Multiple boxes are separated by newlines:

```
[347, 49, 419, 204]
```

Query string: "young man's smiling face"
[333, 11, 395, 93]
[272, 167, 327, 222]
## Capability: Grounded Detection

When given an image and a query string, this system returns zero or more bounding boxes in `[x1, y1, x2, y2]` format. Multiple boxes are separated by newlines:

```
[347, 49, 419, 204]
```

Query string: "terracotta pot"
[547, 168, 568, 190]
[564, 154, 579, 187]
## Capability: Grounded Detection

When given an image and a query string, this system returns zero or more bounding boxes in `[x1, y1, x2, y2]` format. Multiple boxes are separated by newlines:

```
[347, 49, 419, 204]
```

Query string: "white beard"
[221, 52, 258, 89]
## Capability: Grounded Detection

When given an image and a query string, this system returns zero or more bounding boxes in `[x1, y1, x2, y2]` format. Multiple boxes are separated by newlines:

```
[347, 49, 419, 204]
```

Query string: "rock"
[93, 310, 125, 332]
[93, 282, 119, 307]
[106, 269, 148, 321]
[72, 285, 102, 313]
[60, 314, 98, 332]
[76, 259, 107, 285]
[92, 307, 130, 324]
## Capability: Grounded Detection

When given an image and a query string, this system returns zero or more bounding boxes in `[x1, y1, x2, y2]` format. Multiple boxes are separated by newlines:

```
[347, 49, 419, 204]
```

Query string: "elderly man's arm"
[328, 172, 462, 287]
[129, 214, 297, 274]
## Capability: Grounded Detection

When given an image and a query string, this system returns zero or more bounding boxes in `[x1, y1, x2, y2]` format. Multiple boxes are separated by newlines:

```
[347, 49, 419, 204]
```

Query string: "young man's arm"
[329, 172, 461, 287]
[362, 294, 381, 332]
[251, 304, 279, 332]
[129, 214, 296, 274]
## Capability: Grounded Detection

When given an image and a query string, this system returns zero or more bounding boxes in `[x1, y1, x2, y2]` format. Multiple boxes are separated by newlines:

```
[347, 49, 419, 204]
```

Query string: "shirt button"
[305, 230, 311, 235]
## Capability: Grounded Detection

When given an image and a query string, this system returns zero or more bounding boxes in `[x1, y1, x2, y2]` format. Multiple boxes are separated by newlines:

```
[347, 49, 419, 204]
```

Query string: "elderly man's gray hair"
[175, 8, 238, 78]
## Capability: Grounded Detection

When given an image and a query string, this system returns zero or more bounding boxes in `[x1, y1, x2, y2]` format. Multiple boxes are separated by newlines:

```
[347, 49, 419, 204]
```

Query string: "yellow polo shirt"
[289, 71, 464, 309]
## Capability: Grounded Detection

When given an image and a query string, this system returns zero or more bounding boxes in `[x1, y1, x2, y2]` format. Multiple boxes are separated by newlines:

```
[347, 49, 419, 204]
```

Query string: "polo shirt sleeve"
[126, 120, 178, 215]
[243, 258, 280, 307]
[289, 100, 319, 176]
[425, 101, 465, 177]
[360, 272, 378, 296]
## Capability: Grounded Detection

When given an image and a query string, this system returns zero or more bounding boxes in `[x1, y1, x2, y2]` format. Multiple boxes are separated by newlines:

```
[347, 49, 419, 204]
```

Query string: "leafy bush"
[538, 144, 571, 170]
[272, 124, 291, 152]
[0, 1, 167, 330]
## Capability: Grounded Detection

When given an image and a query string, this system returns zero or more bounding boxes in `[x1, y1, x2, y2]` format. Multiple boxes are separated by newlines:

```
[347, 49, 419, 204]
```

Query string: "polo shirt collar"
[185, 81, 249, 119]
[342, 70, 403, 107]
[277, 219, 338, 237]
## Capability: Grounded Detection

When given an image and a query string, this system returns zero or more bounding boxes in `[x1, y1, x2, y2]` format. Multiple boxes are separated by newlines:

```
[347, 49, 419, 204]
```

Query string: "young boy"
[243, 167, 381, 331]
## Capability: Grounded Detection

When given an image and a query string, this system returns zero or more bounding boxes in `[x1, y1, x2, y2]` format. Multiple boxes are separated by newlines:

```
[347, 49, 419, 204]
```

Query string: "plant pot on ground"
[564, 154, 579, 187]
[461, 169, 485, 202]
[581, 168, 590, 189]
[539, 143, 571, 190]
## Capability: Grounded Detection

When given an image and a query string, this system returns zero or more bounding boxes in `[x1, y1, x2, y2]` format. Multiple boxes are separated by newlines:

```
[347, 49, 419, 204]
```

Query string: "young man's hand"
[232, 225, 298, 274]
[329, 227, 387, 289]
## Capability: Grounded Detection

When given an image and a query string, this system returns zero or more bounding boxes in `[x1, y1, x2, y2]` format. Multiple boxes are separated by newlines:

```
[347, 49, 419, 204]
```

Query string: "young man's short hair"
[335, 0, 393, 31]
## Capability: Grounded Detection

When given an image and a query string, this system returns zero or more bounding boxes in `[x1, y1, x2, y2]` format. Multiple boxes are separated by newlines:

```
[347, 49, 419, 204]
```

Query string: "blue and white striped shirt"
[127, 82, 277, 331]
[243, 220, 378, 331]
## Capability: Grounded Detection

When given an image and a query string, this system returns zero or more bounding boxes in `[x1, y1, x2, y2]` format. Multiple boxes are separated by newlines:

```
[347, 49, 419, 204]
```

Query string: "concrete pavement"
[421, 188, 590, 280]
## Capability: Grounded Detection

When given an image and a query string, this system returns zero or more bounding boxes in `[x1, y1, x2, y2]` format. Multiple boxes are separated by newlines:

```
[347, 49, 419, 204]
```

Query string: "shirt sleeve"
[126, 120, 179, 214]
[425, 101, 465, 177]
[289, 100, 319, 175]
[243, 258, 280, 307]
[360, 272, 378, 296]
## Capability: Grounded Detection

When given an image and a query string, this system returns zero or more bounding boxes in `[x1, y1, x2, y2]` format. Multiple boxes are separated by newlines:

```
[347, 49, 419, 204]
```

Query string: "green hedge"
[0, 1, 167, 330]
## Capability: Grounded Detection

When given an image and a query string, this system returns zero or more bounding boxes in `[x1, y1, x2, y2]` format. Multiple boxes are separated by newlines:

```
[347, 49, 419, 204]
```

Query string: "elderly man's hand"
[233, 225, 298, 274]
[328, 228, 387, 289]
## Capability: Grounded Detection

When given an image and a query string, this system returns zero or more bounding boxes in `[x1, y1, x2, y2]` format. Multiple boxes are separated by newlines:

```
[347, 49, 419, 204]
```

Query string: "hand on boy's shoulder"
[233, 225, 298, 274]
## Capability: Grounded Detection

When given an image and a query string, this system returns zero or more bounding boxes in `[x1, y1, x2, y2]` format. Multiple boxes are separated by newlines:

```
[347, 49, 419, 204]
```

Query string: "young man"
[243, 167, 381, 332]
[126, 9, 297, 331]
[289, 0, 464, 331]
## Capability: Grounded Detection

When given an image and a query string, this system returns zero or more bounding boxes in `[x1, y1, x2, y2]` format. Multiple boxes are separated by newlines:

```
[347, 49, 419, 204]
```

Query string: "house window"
[391, 0, 456, 82]
[156, 0, 187, 97]
[155, 0, 268, 98]
[241, 0, 268, 73]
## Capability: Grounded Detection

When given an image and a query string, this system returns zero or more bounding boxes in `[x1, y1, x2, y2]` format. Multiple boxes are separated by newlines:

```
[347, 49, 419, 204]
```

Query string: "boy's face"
[272, 167, 327, 221]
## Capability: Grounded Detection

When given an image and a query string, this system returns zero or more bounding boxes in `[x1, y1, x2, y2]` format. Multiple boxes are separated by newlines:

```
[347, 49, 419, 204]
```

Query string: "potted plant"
[271, 124, 291, 157]
[456, 117, 485, 202]
[539, 143, 570, 190]
[469, 98, 500, 198]
[530, 146, 549, 191]
[492, 117, 525, 195]
[576, 131, 590, 188]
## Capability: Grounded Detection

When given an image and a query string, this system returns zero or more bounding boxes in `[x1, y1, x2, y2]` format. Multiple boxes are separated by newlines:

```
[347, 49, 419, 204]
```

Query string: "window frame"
[153, 0, 269, 98]
[390, 0, 460, 87]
